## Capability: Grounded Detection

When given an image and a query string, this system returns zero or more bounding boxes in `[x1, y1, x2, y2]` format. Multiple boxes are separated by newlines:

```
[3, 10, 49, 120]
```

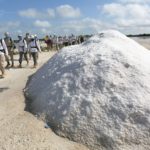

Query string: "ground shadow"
[0, 87, 9, 92]
[24, 73, 35, 112]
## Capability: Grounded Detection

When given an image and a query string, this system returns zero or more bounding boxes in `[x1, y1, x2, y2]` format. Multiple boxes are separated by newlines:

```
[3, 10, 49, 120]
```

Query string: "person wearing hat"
[17, 35, 29, 68]
[44, 35, 53, 51]
[24, 33, 31, 59]
[4, 32, 15, 68]
[34, 34, 41, 59]
[0, 38, 8, 78]
[28, 35, 41, 68]
[24, 33, 30, 45]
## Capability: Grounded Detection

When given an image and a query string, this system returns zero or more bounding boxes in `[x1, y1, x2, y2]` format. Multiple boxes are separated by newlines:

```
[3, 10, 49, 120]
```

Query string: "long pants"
[19, 52, 29, 65]
[31, 52, 38, 67]
[5, 47, 14, 66]
[0, 54, 5, 75]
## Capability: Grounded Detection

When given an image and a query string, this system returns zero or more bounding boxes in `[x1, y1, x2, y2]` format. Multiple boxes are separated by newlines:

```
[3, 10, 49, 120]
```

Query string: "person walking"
[69, 34, 76, 45]
[44, 35, 53, 51]
[34, 34, 41, 59]
[29, 35, 41, 68]
[17, 35, 29, 68]
[4, 32, 15, 68]
[24, 33, 31, 59]
[63, 35, 69, 47]
[0, 38, 8, 78]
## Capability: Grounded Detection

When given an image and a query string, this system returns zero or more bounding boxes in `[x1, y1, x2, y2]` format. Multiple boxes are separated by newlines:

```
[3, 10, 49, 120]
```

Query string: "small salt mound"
[25, 30, 150, 150]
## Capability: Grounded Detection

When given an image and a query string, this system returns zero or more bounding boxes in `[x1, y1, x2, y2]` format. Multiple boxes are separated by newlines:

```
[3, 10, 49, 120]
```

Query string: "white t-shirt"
[0, 39, 8, 55]
[17, 39, 28, 52]
[29, 39, 41, 53]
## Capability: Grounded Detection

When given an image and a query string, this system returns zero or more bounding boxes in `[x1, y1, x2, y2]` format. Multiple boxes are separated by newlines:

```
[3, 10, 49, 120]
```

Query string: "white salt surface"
[25, 30, 150, 150]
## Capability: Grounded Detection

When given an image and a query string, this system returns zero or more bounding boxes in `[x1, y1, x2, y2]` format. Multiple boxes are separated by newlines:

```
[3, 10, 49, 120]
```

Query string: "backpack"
[4, 37, 14, 47]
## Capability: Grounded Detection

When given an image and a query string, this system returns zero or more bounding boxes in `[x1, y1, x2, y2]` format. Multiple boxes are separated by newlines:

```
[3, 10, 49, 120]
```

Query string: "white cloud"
[41, 28, 47, 34]
[34, 20, 51, 28]
[56, 5, 81, 18]
[102, 3, 150, 19]
[118, 0, 150, 4]
[47, 9, 55, 18]
[56, 18, 115, 35]
[19, 8, 40, 18]
[19, 6, 81, 19]
[7, 21, 20, 28]
[17, 30, 22, 34]
[19, 8, 55, 19]
[102, 3, 126, 17]
[0, 21, 20, 36]
[100, 2, 150, 28]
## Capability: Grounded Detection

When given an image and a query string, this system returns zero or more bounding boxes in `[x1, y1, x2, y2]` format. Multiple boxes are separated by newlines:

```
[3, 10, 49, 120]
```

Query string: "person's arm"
[10, 37, 15, 48]
[2, 39, 8, 55]
[36, 40, 41, 52]
[23, 39, 28, 51]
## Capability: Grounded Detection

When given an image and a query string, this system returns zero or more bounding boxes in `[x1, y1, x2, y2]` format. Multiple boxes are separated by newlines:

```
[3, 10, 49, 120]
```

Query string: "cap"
[5, 32, 10, 36]
[18, 34, 23, 37]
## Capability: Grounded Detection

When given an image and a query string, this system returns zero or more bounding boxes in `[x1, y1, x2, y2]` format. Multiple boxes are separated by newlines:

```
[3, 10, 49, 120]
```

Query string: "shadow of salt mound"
[24, 73, 35, 112]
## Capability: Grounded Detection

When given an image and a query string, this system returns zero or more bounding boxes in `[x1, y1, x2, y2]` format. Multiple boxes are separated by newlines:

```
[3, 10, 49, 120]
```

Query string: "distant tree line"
[127, 33, 150, 37]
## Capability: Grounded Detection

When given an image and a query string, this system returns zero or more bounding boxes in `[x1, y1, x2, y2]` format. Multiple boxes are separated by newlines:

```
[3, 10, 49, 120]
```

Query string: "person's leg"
[36, 52, 39, 60]
[5, 53, 10, 68]
[24, 52, 29, 65]
[29, 51, 31, 60]
[31, 52, 37, 68]
[0, 54, 5, 77]
[9, 50, 14, 67]
[46, 44, 48, 51]
[19, 52, 23, 68]
[56, 44, 59, 51]
[34, 52, 38, 67]
[47, 44, 50, 51]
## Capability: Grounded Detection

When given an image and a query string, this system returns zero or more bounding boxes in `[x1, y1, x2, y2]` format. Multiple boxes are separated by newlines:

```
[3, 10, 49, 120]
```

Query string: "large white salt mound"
[25, 30, 150, 150]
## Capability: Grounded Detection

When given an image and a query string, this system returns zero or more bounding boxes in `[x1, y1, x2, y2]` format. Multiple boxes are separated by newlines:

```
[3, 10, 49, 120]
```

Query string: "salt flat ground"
[131, 36, 150, 50]
[0, 51, 88, 150]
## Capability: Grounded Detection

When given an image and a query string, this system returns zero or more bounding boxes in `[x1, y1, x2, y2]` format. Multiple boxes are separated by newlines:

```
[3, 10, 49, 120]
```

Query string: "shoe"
[11, 65, 15, 68]
[5, 64, 10, 68]
[18, 64, 22, 68]
[33, 65, 37, 68]
[1, 74, 6, 78]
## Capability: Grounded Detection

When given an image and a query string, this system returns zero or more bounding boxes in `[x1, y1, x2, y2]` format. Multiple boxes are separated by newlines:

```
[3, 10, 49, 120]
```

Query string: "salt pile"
[25, 30, 150, 150]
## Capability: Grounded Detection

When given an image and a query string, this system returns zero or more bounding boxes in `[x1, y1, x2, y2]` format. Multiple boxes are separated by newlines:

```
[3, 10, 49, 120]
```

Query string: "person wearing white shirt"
[17, 35, 29, 68]
[57, 36, 63, 50]
[24, 33, 31, 59]
[52, 35, 58, 50]
[0, 38, 8, 78]
[28, 35, 41, 68]
[4, 32, 15, 68]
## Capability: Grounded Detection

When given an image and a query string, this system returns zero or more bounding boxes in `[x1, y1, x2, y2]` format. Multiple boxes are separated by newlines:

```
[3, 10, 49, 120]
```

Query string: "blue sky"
[0, 0, 150, 37]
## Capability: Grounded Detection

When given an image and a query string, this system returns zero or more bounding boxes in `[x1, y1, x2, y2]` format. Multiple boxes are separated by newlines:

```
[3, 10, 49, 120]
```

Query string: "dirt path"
[0, 52, 88, 150]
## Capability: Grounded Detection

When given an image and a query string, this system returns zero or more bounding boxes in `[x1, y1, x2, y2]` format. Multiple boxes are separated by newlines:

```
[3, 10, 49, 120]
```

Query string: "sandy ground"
[0, 51, 89, 150]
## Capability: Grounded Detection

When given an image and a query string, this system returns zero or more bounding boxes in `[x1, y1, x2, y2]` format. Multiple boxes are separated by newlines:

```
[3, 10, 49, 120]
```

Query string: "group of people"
[0, 32, 41, 78]
[44, 34, 84, 51]
[0, 32, 85, 78]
